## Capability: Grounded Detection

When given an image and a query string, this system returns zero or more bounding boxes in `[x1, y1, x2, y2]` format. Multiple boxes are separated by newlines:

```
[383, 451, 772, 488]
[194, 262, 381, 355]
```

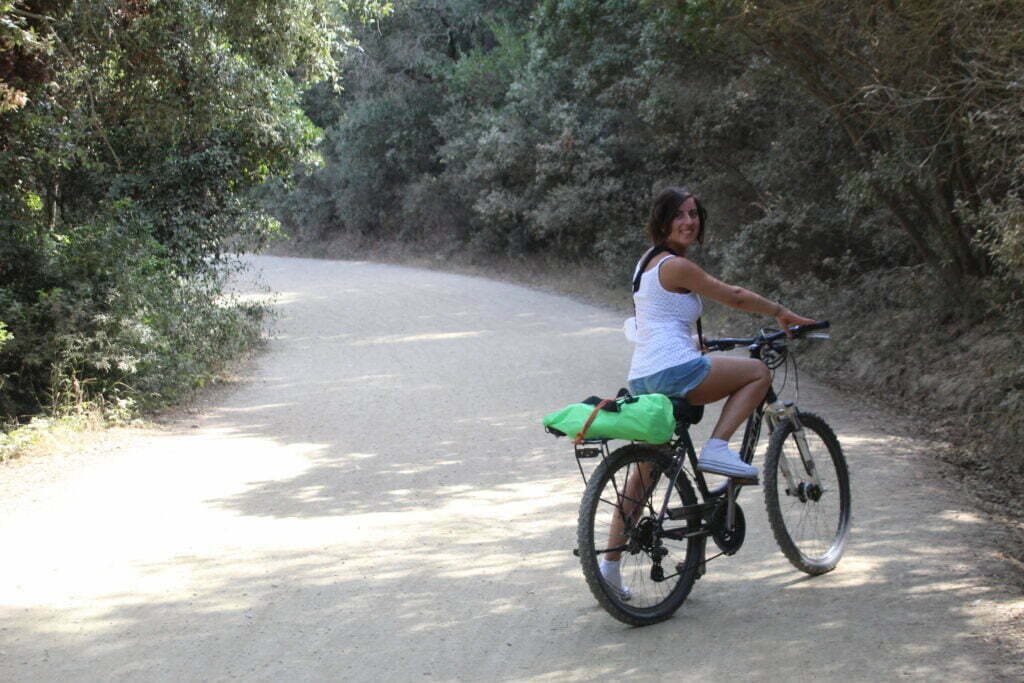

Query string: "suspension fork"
[763, 389, 822, 490]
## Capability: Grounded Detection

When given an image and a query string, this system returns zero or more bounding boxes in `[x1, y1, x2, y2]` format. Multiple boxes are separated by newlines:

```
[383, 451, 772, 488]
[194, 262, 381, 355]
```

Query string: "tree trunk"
[45, 180, 60, 232]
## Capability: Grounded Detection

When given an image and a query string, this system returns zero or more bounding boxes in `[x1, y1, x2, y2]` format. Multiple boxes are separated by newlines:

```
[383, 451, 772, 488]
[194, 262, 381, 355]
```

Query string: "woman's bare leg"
[605, 358, 768, 564]
[685, 357, 770, 441]
[604, 460, 656, 562]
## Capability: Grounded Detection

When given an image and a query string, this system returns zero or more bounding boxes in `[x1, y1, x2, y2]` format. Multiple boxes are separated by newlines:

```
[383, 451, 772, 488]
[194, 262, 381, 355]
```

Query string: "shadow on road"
[4, 258, 1021, 680]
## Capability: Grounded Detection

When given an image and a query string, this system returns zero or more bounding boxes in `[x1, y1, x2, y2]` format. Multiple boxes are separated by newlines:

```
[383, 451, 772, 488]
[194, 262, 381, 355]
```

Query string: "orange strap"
[574, 399, 613, 444]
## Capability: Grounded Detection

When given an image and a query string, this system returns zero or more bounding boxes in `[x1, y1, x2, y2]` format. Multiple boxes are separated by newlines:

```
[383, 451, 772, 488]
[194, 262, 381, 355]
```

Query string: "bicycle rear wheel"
[763, 411, 851, 574]
[577, 444, 701, 626]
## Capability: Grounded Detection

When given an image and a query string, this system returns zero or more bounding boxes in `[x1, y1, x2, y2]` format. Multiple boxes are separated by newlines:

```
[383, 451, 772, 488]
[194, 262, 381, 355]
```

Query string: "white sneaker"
[698, 439, 758, 480]
[599, 558, 632, 601]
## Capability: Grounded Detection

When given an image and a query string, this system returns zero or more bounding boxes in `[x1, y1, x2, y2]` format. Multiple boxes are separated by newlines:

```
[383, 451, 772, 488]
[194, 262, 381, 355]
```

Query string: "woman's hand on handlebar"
[776, 308, 817, 338]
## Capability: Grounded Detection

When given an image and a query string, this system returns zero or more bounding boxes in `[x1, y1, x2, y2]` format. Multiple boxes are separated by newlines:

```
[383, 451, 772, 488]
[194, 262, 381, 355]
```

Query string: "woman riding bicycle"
[601, 185, 816, 595]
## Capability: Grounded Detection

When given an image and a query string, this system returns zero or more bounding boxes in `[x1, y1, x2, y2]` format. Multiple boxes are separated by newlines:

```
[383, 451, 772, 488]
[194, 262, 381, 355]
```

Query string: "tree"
[710, 0, 1024, 292]
[0, 0, 389, 418]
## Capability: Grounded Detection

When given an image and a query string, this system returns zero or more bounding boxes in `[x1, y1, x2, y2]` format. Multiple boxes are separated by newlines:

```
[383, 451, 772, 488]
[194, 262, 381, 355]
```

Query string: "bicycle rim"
[578, 445, 700, 626]
[764, 412, 851, 574]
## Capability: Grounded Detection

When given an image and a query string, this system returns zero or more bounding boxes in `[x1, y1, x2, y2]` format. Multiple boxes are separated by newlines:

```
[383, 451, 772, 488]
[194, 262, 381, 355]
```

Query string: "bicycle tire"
[763, 411, 851, 574]
[578, 444, 701, 626]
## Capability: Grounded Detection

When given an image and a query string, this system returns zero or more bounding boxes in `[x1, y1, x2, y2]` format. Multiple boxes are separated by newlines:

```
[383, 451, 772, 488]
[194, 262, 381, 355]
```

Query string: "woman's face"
[666, 197, 700, 253]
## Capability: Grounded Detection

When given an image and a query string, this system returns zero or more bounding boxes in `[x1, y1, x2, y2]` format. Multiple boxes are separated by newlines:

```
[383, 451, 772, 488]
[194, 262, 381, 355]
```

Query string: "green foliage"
[446, 22, 527, 108]
[0, 213, 265, 418]
[282, 0, 879, 288]
[0, 0, 54, 112]
[1, 0, 388, 421]
[278, 0, 1021, 313]
[262, 0, 1024, 498]
[709, 0, 1024, 299]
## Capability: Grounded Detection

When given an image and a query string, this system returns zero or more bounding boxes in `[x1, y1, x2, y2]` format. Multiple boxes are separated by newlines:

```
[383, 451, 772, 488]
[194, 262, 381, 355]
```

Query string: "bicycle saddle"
[670, 397, 704, 426]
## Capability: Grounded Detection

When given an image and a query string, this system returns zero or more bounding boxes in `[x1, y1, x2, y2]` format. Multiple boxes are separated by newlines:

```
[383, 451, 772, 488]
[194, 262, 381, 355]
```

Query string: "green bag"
[542, 393, 676, 444]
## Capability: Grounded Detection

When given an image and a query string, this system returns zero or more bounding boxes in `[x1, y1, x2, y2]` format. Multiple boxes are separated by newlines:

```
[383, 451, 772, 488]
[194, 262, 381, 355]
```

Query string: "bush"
[0, 214, 265, 420]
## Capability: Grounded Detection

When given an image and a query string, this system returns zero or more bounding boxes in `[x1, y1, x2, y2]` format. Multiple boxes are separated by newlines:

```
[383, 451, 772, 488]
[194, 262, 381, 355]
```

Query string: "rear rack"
[573, 439, 611, 485]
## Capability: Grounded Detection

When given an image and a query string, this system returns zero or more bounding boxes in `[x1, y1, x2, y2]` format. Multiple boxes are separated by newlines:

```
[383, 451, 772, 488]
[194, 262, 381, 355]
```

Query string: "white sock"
[599, 557, 621, 582]
[702, 438, 732, 455]
[599, 558, 630, 599]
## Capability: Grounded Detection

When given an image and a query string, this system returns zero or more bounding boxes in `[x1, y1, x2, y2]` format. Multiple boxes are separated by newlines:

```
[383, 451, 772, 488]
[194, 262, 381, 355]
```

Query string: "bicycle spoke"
[764, 412, 850, 574]
[578, 445, 701, 625]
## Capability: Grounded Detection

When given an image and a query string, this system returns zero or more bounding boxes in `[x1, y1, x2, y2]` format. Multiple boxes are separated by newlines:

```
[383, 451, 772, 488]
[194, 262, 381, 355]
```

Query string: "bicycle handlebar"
[704, 320, 830, 352]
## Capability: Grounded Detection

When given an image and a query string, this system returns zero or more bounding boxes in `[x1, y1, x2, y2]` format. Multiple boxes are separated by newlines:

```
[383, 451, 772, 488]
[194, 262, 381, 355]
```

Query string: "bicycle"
[570, 321, 850, 626]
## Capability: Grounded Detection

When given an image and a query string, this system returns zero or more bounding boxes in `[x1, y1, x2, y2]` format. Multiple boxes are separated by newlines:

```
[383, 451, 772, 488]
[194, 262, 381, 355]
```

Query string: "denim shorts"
[628, 357, 712, 399]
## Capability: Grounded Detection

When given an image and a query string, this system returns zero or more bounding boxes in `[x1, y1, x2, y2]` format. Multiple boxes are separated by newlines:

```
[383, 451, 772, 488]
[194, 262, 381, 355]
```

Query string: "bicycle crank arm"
[665, 501, 716, 522]
[660, 526, 710, 541]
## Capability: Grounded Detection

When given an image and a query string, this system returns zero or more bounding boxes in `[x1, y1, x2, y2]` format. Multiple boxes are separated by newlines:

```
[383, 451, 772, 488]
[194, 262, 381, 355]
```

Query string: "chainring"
[709, 502, 746, 555]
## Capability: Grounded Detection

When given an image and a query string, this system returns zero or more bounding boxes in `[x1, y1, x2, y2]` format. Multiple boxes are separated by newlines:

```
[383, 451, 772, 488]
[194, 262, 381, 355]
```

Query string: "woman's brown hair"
[647, 186, 707, 247]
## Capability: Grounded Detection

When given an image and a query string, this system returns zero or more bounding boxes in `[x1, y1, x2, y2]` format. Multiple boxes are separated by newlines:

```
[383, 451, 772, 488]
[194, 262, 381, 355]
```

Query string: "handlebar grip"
[794, 320, 830, 334]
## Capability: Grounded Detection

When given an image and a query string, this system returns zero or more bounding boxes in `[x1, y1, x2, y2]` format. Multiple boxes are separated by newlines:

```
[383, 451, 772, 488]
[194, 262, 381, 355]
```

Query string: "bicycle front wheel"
[763, 411, 851, 574]
[578, 444, 701, 626]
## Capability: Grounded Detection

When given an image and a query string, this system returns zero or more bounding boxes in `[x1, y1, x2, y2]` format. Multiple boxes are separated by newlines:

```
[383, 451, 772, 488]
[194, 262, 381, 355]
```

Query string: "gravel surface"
[2, 255, 1022, 681]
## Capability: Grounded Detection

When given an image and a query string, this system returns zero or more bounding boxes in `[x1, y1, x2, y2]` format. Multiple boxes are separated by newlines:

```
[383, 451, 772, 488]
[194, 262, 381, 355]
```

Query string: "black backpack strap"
[631, 245, 703, 353]
[582, 395, 621, 412]
[631, 246, 677, 294]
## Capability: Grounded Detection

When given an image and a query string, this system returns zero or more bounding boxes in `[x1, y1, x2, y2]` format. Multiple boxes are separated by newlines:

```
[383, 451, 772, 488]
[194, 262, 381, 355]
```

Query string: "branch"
[9, 7, 56, 23]
[25, 10, 124, 171]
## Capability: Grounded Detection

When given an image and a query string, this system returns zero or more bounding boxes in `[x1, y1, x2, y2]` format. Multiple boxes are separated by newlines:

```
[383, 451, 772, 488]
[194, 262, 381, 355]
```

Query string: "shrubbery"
[277, 0, 1023, 317]
[0, 214, 264, 419]
[1, 0, 389, 424]
[268, 0, 1024, 497]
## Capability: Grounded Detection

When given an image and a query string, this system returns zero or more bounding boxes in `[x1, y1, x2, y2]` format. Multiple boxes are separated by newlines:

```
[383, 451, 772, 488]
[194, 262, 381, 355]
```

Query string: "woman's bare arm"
[659, 256, 816, 331]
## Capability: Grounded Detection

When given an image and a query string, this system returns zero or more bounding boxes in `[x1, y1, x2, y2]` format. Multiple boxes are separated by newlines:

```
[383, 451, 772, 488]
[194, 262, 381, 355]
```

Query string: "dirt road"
[2, 255, 1022, 681]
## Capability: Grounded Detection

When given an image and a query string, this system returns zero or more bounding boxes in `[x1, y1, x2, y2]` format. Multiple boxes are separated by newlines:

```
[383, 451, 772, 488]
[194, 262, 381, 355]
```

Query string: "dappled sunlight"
[242, 290, 303, 306]
[5, 257, 1021, 681]
[229, 290, 284, 306]
[232, 374, 401, 390]
[390, 458, 460, 474]
[559, 326, 622, 337]
[840, 432, 946, 452]
[349, 330, 490, 345]
[453, 410, 538, 426]
[935, 509, 986, 524]
[303, 332, 356, 341]
[342, 452, 378, 460]
[439, 556, 527, 580]
[217, 402, 296, 414]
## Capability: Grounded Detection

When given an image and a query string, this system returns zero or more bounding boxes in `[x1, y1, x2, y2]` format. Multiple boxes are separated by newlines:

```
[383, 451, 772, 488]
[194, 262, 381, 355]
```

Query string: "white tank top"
[627, 253, 703, 380]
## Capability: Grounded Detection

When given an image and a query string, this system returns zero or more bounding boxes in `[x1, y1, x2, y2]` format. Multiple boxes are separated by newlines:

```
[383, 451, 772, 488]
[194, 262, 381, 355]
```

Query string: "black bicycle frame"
[654, 381, 782, 532]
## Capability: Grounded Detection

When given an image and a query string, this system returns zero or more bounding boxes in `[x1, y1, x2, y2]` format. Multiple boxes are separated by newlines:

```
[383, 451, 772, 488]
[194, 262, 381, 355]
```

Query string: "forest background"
[2, 1, 1023, 512]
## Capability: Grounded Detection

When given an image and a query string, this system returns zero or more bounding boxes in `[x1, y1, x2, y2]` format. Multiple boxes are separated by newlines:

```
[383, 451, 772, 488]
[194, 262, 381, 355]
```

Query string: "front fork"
[764, 399, 823, 492]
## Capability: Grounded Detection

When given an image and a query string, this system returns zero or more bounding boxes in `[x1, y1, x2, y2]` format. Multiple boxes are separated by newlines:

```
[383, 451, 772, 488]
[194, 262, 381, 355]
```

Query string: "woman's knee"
[744, 361, 770, 397]
[754, 360, 770, 385]
[733, 357, 769, 385]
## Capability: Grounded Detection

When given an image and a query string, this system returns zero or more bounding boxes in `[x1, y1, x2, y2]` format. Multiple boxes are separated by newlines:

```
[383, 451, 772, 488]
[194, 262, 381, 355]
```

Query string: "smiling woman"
[600, 186, 817, 596]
